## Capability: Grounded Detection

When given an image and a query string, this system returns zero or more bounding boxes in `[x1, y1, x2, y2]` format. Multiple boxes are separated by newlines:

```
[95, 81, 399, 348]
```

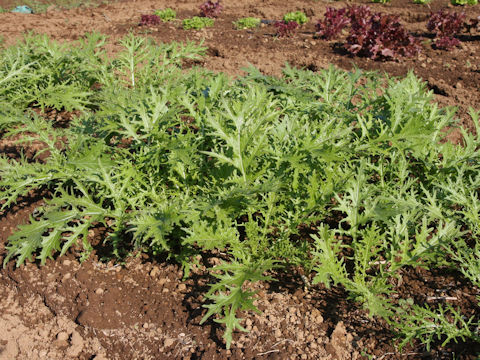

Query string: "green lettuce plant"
[154, 8, 176, 22]
[182, 16, 214, 30]
[233, 17, 260, 29]
[283, 11, 308, 25]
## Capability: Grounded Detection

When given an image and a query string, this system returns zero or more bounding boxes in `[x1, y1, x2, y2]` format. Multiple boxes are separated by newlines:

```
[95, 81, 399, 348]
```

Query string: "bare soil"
[0, 0, 479, 359]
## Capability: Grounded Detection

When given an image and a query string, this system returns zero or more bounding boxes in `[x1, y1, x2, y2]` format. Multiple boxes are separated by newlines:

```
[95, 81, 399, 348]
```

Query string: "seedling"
[315, 7, 349, 40]
[154, 8, 176, 22]
[316, 5, 420, 60]
[234, 17, 260, 30]
[283, 11, 308, 25]
[139, 14, 161, 26]
[451, 0, 477, 5]
[183, 16, 214, 30]
[427, 10, 465, 50]
[274, 20, 298, 37]
[199, 0, 222, 18]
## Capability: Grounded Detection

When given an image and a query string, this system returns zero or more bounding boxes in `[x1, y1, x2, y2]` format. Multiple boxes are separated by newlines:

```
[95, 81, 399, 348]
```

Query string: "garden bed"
[0, 0, 479, 359]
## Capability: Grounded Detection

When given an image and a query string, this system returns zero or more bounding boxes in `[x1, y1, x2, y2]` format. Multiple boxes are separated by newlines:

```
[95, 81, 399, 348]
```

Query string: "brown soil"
[0, 0, 479, 359]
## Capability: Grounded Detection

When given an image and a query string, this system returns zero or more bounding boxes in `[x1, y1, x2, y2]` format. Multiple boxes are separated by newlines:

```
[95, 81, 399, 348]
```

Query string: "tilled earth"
[0, 0, 480, 359]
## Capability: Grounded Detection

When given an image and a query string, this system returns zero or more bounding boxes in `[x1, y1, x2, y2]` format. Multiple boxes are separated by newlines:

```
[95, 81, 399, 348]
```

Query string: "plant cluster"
[2, 33, 480, 353]
[199, 0, 222, 18]
[182, 16, 215, 30]
[315, 7, 349, 40]
[283, 11, 308, 25]
[451, 0, 477, 5]
[274, 20, 299, 37]
[154, 8, 176, 22]
[139, 14, 161, 26]
[427, 10, 466, 50]
[233, 17, 261, 30]
[316, 6, 420, 60]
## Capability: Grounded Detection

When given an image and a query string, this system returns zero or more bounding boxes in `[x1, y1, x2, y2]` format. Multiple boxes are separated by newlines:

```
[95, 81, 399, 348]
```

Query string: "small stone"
[164, 338, 175, 348]
[274, 328, 282, 338]
[143, 323, 149, 329]
[245, 318, 253, 327]
[71, 331, 83, 346]
[63, 260, 71, 266]
[61, 273, 71, 282]
[150, 267, 160, 277]
[57, 331, 69, 342]
[162, 288, 169, 293]
[39, 350, 48, 357]
[95, 288, 104, 295]
[178, 283, 186, 291]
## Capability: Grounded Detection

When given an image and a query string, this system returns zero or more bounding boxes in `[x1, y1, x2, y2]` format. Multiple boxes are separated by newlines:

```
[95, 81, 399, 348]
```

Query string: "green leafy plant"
[392, 299, 480, 350]
[413, 0, 431, 4]
[2, 33, 480, 353]
[451, 0, 477, 5]
[154, 8, 176, 22]
[283, 11, 308, 25]
[233, 17, 260, 29]
[182, 16, 215, 30]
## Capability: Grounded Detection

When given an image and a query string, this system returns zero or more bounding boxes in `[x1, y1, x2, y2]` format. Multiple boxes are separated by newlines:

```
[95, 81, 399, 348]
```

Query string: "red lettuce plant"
[315, 7, 350, 40]
[140, 14, 161, 26]
[427, 10, 466, 50]
[345, 6, 421, 60]
[315, 5, 420, 60]
[199, 0, 222, 18]
[274, 20, 299, 37]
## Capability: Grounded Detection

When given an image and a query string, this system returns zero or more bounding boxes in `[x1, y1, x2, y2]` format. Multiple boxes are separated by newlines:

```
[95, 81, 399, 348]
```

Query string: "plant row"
[140, 3, 480, 60]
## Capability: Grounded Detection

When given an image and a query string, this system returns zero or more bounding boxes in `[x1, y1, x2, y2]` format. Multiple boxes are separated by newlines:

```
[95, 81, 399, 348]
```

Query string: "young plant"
[139, 14, 161, 26]
[315, 7, 349, 40]
[392, 300, 480, 351]
[154, 8, 176, 22]
[427, 10, 466, 50]
[283, 11, 308, 25]
[413, 0, 431, 4]
[199, 0, 222, 18]
[233, 17, 260, 30]
[347, 6, 421, 59]
[274, 20, 299, 37]
[451, 0, 477, 5]
[182, 16, 215, 30]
